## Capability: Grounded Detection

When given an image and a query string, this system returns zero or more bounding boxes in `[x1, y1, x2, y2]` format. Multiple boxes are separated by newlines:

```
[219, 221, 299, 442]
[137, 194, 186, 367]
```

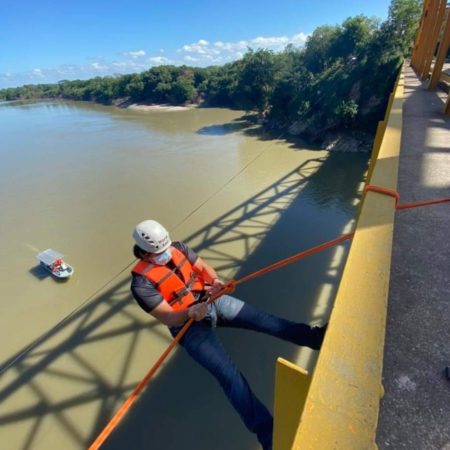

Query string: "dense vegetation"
[0, 0, 422, 141]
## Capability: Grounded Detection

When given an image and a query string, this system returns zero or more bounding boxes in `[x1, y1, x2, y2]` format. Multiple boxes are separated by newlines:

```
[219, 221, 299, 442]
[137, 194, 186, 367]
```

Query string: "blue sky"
[0, 0, 392, 89]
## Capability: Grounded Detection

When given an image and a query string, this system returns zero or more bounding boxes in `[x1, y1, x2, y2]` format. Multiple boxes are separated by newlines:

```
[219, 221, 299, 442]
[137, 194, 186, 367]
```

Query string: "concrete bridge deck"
[376, 66, 450, 450]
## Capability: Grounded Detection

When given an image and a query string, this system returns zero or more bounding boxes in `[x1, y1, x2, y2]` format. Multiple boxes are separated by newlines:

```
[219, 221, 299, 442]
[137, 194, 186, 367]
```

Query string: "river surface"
[0, 100, 368, 450]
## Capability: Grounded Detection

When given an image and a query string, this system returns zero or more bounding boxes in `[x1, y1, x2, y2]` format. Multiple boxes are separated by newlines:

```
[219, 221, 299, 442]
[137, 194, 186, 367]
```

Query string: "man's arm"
[193, 257, 221, 284]
[150, 301, 208, 327]
[193, 256, 225, 295]
[151, 257, 225, 326]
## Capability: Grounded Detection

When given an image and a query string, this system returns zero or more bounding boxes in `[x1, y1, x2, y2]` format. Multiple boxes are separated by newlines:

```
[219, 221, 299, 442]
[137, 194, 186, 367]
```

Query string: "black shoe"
[310, 323, 328, 350]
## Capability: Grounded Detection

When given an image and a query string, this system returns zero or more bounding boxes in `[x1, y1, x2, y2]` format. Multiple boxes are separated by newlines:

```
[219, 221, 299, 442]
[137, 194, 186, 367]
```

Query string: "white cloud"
[291, 32, 308, 46]
[148, 56, 170, 65]
[177, 32, 309, 65]
[213, 40, 248, 52]
[112, 61, 134, 68]
[250, 36, 289, 47]
[180, 42, 210, 54]
[123, 50, 146, 58]
[0, 73, 12, 82]
[91, 62, 108, 70]
[32, 68, 44, 77]
[54, 65, 79, 77]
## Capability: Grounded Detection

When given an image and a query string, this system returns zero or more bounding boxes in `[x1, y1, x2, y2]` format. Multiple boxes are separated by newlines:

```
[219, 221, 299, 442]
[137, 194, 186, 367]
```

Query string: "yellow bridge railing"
[273, 67, 404, 450]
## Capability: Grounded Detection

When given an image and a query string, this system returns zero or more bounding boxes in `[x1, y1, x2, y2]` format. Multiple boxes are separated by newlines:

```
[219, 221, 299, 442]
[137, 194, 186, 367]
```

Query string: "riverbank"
[127, 103, 195, 112]
[113, 98, 196, 112]
[113, 98, 374, 152]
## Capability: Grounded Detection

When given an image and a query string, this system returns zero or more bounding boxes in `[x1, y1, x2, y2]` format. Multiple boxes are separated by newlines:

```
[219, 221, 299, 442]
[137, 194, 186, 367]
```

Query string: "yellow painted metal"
[417, 1, 435, 76]
[273, 358, 310, 450]
[413, 0, 435, 73]
[386, 92, 395, 118]
[367, 120, 387, 185]
[411, 0, 431, 69]
[413, 0, 450, 114]
[277, 68, 404, 450]
[428, 9, 450, 89]
[420, 0, 447, 80]
[367, 71, 401, 185]
[417, 0, 438, 76]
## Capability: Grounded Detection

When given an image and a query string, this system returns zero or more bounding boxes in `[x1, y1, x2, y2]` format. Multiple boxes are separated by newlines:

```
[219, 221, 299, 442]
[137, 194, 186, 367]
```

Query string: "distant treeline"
[0, 0, 422, 139]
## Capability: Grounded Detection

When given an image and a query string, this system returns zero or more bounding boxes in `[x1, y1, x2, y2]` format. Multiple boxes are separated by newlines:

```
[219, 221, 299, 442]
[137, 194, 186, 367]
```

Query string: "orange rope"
[364, 184, 450, 210]
[89, 186, 449, 449]
[235, 233, 355, 285]
[88, 233, 354, 449]
[88, 318, 193, 450]
[396, 198, 450, 210]
[364, 185, 400, 205]
[87, 282, 237, 450]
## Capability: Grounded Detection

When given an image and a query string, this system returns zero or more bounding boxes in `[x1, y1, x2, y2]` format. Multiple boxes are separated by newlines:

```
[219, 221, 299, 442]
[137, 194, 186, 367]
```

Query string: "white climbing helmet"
[132, 220, 171, 254]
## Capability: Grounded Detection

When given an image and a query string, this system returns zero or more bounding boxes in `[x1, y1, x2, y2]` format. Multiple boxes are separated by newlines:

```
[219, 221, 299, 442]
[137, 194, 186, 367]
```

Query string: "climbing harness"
[89, 185, 450, 450]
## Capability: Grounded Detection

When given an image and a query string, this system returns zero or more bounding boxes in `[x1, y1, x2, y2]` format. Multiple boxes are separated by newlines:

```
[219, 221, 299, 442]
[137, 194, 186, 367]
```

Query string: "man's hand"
[207, 278, 225, 296]
[187, 303, 208, 321]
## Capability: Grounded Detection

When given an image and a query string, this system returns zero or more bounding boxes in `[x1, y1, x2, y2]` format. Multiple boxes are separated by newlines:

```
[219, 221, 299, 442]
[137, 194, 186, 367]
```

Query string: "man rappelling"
[130, 219, 327, 450]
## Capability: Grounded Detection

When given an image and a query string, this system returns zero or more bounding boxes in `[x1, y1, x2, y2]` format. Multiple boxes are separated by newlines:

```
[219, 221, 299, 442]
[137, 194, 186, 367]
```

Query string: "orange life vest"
[131, 246, 205, 311]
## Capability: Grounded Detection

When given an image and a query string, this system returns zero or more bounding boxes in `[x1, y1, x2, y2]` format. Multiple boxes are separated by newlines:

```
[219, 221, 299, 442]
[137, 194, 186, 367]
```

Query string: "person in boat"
[52, 258, 63, 272]
[130, 219, 327, 450]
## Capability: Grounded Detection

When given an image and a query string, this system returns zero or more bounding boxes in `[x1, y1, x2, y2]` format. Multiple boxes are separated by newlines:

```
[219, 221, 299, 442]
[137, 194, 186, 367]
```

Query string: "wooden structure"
[411, 0, 450, 114]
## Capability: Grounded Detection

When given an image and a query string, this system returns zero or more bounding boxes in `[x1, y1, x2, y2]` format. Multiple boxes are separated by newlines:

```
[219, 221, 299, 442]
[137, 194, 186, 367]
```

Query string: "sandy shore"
[124, 103, 195, 112]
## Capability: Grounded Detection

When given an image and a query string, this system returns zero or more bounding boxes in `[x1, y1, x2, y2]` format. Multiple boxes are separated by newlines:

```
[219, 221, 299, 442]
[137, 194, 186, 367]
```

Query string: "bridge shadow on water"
[103, 152, 368, 450]
[197, 112, 325, 152]
[0, 147, 368, 450]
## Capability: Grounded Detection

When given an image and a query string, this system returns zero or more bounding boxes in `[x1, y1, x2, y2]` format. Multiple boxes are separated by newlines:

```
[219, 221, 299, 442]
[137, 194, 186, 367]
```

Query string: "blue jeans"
[169, 295, 321, 450]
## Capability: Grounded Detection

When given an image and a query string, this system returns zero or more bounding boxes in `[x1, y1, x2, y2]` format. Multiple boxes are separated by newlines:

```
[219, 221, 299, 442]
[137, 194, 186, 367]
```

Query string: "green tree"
[332, 16, 379, 60]
[202, 63, 240, 107]
[269, 68, 312, 126]
[125, 75, 145, 101]
[153, 82, 171, 103]
[236, 49, 279, 112]
[303, 25, 341, 73]
[169, 75, 196, 104]
[387, 0, 423, 56]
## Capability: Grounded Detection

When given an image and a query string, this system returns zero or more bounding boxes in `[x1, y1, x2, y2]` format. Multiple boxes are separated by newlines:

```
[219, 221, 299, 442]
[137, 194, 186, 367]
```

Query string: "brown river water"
[0, 100, 368, 450]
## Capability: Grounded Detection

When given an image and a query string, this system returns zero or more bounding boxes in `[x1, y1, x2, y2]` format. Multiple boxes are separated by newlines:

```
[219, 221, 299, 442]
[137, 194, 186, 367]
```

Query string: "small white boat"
[36, 249, 74, 279]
